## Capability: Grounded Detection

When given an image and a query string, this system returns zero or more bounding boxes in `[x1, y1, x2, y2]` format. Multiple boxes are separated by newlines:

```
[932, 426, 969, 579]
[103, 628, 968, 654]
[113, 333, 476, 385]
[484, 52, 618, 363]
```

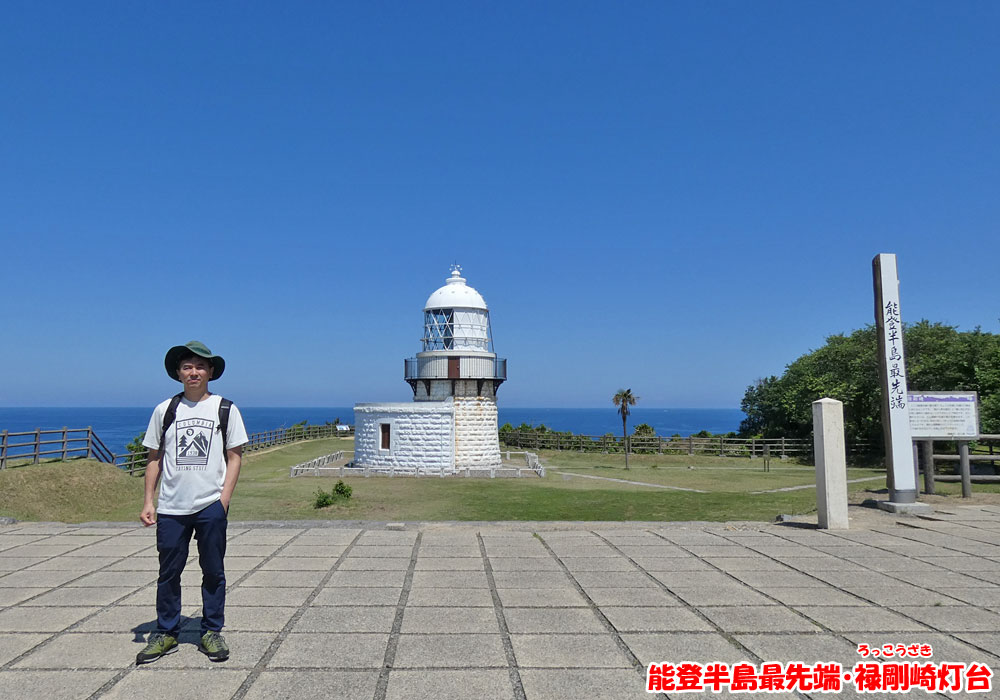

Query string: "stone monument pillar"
[813, 398, 849, 529]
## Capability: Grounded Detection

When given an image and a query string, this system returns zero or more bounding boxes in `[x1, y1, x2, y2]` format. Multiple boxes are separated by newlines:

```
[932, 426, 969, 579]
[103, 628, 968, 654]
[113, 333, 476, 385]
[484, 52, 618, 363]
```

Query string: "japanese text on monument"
[884, 301, 906, 410]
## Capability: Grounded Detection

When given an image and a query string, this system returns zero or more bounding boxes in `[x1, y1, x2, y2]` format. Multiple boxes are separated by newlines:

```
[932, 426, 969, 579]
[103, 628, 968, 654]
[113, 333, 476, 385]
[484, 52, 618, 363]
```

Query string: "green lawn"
[539, 449, 885, 492]
[1, 438, 984, 524]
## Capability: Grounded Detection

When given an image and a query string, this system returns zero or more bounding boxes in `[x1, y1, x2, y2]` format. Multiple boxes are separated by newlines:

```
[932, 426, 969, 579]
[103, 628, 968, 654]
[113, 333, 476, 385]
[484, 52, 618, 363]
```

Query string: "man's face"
[178, 357, 213, 390]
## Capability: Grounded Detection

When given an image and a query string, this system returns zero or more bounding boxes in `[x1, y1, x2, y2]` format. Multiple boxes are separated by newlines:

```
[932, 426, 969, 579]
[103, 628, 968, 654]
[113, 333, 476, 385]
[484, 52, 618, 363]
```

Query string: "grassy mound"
[0, 459, 144, 523]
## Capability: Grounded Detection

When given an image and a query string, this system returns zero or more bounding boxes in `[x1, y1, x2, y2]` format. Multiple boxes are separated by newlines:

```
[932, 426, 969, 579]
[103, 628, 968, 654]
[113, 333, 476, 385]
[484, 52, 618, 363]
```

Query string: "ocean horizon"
[0, 406, 746, 456]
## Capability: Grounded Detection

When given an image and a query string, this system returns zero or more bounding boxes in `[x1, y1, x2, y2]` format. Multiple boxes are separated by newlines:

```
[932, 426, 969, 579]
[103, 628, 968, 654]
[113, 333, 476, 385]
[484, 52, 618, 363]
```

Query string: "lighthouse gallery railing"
[404, 356, 506, 381]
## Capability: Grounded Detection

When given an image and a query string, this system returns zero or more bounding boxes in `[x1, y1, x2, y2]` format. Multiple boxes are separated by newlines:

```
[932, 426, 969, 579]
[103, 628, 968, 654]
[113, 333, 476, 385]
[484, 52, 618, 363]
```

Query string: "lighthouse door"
[448, 357, 460, 379]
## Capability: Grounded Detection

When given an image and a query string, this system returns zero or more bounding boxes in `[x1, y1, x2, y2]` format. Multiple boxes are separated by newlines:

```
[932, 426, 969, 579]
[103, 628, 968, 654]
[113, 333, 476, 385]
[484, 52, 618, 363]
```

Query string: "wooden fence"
[916, 434, 1000, 497]
[499, 431, 873, 459]
[0, 423, 354, 474]
[0, 427, 117, 469]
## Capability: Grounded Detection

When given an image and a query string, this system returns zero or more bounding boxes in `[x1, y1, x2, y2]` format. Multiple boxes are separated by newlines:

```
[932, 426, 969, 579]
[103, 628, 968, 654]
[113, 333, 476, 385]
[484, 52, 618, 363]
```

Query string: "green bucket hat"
[164, 341, 226, 382]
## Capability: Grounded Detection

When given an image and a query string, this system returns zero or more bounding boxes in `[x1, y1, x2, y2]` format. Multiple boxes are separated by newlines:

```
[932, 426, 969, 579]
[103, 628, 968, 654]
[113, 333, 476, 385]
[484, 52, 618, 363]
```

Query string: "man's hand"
[219, 446, 242, 516]
[142, 449, 162, 527]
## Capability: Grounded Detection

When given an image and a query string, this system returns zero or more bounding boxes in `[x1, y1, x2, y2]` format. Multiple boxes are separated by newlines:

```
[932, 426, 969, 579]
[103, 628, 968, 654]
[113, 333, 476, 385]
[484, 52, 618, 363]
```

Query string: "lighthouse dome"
[424, 267, 488, 311]
[421, 266, 492, 353]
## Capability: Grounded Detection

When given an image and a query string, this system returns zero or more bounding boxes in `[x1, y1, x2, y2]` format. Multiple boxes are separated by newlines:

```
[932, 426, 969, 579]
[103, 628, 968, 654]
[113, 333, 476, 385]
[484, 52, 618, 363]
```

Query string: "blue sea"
[0, 407, 745, 456]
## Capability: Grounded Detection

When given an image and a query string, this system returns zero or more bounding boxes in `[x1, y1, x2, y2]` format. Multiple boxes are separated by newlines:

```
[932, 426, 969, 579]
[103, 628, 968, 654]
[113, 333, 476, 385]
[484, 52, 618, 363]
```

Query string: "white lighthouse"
[353, 266, 507, 474]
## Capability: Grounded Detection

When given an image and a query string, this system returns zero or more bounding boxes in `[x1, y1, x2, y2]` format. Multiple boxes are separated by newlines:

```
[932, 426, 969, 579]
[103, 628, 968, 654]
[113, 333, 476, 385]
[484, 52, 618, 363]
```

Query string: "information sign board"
[907, 392, 979, 440]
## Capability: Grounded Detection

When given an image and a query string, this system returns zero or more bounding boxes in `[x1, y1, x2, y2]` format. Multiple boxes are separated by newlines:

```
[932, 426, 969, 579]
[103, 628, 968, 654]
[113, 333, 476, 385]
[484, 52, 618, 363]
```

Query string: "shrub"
[313, 488, 334, 508]
[333, 480, 352, 498]
[313, 480, 353, 509]
[287, 420, 309, 439]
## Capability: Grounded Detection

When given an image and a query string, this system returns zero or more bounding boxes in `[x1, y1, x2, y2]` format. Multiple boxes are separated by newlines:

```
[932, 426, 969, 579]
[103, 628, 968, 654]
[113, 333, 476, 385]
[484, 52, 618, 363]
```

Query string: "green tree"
[613, 388, 638, 469]
[633, 423, 655, 436]
[125, 431, 148, 470]
[739, 321, 1000, 445]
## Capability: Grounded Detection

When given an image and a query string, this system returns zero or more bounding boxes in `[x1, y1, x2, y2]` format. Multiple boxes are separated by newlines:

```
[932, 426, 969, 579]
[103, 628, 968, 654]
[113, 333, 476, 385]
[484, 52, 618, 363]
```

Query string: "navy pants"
[156, 500, 228, 636]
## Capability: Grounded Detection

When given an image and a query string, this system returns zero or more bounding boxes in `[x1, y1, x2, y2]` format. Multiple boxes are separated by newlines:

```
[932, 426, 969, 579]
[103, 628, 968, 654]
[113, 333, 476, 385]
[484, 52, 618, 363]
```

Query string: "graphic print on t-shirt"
[174, 417, 215, 470]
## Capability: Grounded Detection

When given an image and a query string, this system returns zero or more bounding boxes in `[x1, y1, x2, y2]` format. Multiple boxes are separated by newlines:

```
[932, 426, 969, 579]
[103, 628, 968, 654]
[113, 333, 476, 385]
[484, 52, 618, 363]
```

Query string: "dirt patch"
[850, 487, 1000, 507]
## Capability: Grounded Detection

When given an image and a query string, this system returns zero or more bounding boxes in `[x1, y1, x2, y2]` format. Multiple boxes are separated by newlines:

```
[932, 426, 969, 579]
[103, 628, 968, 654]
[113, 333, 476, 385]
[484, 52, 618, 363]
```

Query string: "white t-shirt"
[142, 394, 249, 515]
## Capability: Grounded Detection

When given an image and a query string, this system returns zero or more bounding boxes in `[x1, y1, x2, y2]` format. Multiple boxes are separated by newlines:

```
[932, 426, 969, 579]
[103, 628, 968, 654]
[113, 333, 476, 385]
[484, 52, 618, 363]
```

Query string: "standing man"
[136, 341, 248, 665]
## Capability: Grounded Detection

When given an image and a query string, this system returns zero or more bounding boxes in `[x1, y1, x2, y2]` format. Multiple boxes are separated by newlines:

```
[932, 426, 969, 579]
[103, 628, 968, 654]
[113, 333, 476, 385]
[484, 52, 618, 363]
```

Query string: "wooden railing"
[0, 423, 354, 473]
[243, 424, 354, 453]
[289, 451, 349, 477]
[499, 431, 874, 458]
[0, 427, 117, 468]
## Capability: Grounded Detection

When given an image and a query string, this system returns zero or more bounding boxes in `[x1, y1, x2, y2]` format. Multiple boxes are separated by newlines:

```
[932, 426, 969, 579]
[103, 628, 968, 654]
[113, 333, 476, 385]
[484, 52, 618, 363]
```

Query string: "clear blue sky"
[3, 2, 997, 408]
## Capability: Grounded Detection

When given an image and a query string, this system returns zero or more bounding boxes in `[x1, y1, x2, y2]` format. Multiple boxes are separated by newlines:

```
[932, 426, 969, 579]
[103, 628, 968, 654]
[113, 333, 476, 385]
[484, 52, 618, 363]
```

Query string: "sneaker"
[135, 632, 178, 665]
[198, 630, 229, 661]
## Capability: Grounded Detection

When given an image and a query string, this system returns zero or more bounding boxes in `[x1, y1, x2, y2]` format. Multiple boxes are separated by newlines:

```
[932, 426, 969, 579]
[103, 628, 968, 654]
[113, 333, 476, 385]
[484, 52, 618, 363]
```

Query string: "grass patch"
[3, 437, 986, 523]
[539, 450, 885, 492]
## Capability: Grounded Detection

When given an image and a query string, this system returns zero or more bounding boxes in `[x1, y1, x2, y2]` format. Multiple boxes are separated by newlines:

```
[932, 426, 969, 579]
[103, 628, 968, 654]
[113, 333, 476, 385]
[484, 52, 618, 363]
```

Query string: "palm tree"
[613, 388, 638, 470]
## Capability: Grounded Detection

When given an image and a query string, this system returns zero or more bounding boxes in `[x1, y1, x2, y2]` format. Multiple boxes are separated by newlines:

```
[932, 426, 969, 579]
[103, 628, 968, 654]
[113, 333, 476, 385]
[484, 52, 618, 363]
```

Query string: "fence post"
[0, 430, 7, 469]
[780, 437, 786, 460]
[750, 438, 756, 459]
[61, 427, 68, 460]
[688, 435, 694, 456]
[33, 428, 41, 464]
[719, 436, 724, 456]
[921, 439, 935, 495]
[959, 441, 972, 498]
[87, 427, 94, 459]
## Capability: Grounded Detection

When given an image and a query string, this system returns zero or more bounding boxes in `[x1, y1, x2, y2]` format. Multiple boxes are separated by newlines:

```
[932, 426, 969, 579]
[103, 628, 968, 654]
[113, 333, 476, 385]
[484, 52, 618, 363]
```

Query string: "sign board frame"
[907, 391, 979, 440]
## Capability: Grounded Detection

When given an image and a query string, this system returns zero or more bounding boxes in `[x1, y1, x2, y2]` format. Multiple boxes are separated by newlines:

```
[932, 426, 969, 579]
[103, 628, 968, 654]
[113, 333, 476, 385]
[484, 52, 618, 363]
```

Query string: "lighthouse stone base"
[454, 396, 502, 469]
[354, 397, 502, 474]
[354, 402, 454, 474]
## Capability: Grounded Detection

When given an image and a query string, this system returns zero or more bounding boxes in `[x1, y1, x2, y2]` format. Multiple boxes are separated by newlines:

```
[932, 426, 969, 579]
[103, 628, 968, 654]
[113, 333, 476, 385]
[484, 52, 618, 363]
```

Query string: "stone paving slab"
[242, 670, 378, 700]
[393, 633, 506, 668]
[2, 506, 1000, 698]
[269, 632, 388, 668]
[386, 669, 514, 700]
[520, 668, 650, 700]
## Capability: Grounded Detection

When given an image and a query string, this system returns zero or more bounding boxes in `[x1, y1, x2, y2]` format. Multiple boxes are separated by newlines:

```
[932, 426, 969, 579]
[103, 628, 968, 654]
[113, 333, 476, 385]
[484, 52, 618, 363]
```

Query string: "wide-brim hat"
[164, 341, 226, 382]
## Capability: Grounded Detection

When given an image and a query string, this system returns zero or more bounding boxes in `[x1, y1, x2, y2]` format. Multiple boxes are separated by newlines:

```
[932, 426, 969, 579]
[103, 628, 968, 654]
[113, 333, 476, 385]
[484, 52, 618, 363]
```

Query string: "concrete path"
[751, 476, 886, 495]
[2, 505, 1000, 699]
[552, 471, 707, 492]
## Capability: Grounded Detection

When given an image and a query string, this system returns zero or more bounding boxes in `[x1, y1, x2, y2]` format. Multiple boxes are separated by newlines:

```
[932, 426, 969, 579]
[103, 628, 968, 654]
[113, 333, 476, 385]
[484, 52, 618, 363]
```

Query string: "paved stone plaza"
[2, 506, 1000, 699]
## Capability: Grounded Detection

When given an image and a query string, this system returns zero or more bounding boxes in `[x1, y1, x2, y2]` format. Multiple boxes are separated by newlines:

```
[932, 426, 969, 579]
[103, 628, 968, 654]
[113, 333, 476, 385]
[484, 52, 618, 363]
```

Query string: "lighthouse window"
[380, 423, 391, 450]
[423, 309, 455, 350]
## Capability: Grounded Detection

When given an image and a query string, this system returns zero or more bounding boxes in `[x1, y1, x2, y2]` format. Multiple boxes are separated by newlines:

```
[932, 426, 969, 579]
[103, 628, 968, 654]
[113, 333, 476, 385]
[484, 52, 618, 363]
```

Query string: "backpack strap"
[218, 398, 233, 453]
[158, 392, 184, 454]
